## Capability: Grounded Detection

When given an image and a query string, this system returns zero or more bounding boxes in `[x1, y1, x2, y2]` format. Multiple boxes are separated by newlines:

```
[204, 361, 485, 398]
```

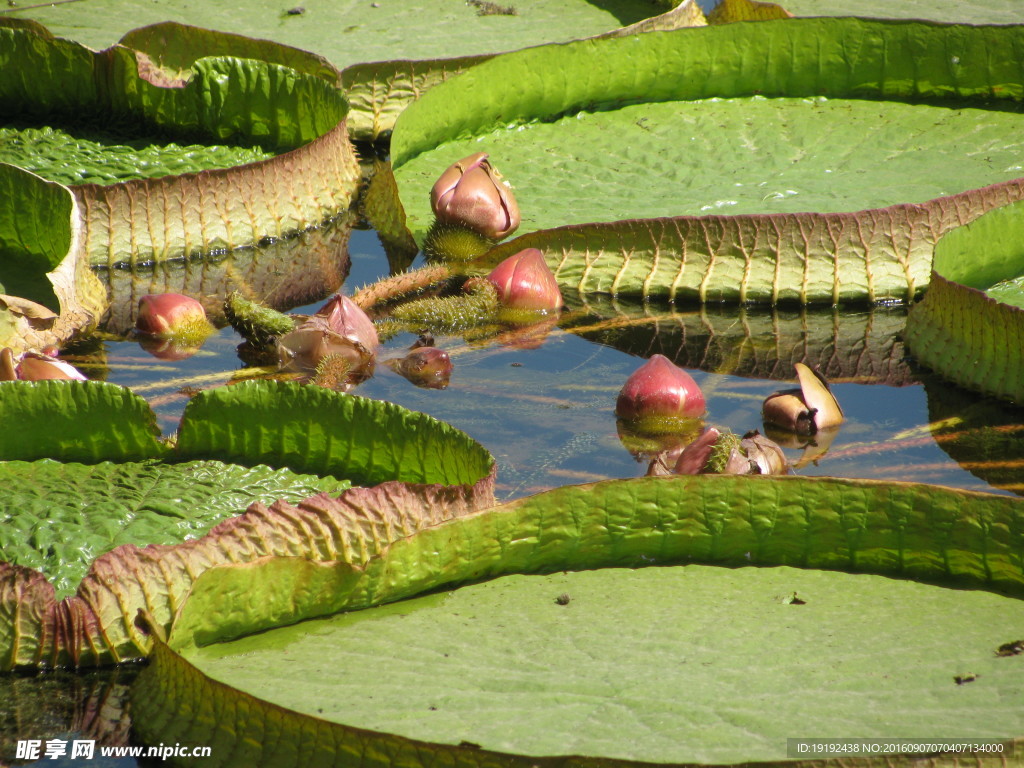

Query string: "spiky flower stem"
[389, 278, 499, 334]
[224, 292, 296, 347]
[351, 264, 454, 312]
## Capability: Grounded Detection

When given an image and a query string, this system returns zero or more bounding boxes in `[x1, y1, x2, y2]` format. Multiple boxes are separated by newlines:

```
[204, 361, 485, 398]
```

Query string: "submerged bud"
[615, 354, 706, 432]
[388, 346, 453, 389]
[430, 152, 520, 240]
[486, 248, 563, 314]
[136, 293, 213, 341]
[762, 363, 844, 434]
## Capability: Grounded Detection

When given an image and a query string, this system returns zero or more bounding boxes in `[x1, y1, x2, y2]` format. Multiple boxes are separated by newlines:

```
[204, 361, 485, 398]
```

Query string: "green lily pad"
[0, 380, 496, 669]
[0, 164, 108, 353]
[181, 565, 1024, 764]
[0, 125, 277, 187]
[398, 96, 1024, 235]
[0, 458, 351, 600]
[0, 21, 360, 270]
[3, 0, 683, 69]
[131, 473, 1024, 767]
[391, 18, 1024, 304]
[777, 0, 1023, 24]
[904, 198, 1024, 405]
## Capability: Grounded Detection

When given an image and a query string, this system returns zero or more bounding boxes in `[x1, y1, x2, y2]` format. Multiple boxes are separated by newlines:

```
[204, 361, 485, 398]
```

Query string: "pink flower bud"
[136, 293, 211, 339]
[315, 294, 379, 351]
[616, 355, 706, 430]
[430, 152, 520, 240]
[486, 248, 563, 313]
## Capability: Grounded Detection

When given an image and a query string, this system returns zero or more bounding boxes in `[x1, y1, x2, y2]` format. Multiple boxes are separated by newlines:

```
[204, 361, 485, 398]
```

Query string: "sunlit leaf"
[131, 473, 1024, 767]
[0, 458, 352, 600]
[904, 199, 1024, 404]
[0, 22, 360, 270]
[0, 164, 107, 353]
[392, 18, 1024, 303]
[775, 0, 1021, 24]
[0, 381, 495, 669]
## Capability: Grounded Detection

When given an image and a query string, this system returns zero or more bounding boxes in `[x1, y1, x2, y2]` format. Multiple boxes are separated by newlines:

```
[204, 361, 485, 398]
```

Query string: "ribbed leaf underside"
[391, 18, 1024, 304]
[0, 382, 496, 669]
[905, 199, 1024, 404]
[0, 23, 360, 269]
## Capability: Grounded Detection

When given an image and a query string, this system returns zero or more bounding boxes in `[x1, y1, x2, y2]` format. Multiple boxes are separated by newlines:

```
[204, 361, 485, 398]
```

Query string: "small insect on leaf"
[781, 592, 806, 605]
[995, 640, 1024, 657]
[954, 673, 978, 685]
[555, 593, 571, 605]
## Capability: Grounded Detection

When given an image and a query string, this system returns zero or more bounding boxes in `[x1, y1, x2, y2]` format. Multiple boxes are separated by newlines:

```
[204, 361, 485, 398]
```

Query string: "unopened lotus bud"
[136, 293, 214, 348]
[316, 294, 380, 351]
[389, 346, 453, 389]
[762, 363, 844, 434]
[430, 152, 520, 240]
[487, 248, 563, 315]
[15, 350, 87, 381]
[616, 354, 706, 433]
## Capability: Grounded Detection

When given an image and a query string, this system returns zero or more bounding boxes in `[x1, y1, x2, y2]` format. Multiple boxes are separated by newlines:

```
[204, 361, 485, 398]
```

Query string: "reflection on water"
[95, 213, 355, 335]
[564, 295, 915, 386]
[6, 224, 1024, 766]
[0, 665, 137, 766]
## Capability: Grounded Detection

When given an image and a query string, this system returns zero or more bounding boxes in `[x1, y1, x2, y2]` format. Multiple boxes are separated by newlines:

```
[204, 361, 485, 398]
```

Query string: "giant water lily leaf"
[391, 18, 1024, 304]
[904, 199, 1024, 404]
[117, 20, 340, 85]
[4, 0, 767, 142]
[172, 567, 1023, 764]
[338, 0, 782, 141]
[0, 22, 359, 269]
[3, 0, 693, 69]
[338, 0, 781, 141]
[0, 380, 495, 669]
[777, 0, 1022, 24]
[175, 380, 495, 486]
[0, 164, 108, 353]
[564, 295, 915, 385]
[341, 55, 493, 143]
[130, 474, 1024, 767]
[0, 459, 353, 601]
[0, 381, 164, 461]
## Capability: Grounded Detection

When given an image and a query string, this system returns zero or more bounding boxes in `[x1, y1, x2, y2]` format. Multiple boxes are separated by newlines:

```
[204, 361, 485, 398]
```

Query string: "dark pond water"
[3, 215, 1024, 766]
